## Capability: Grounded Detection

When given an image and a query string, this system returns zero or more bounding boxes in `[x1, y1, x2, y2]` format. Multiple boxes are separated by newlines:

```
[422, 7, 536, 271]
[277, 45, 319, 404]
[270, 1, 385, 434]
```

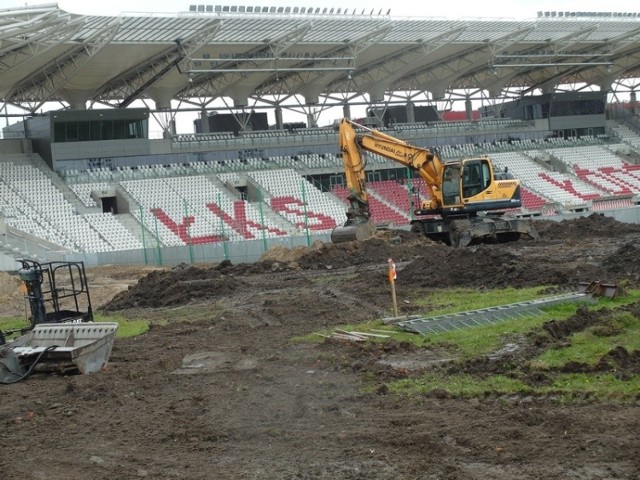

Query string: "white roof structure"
[1, 3, 639, 119]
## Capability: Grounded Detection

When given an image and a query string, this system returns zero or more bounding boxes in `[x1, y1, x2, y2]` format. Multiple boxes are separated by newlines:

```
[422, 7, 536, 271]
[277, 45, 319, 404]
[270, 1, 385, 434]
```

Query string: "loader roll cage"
[18, 259, 94, 327]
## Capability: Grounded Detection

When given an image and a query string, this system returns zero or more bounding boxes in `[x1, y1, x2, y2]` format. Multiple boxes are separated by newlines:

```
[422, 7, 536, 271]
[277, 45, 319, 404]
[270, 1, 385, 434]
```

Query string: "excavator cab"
[442, 160, 492, 208]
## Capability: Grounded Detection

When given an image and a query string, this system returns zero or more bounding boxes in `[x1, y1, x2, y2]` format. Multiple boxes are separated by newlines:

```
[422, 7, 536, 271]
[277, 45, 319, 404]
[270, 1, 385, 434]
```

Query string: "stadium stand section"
[2, 119, 640, 265]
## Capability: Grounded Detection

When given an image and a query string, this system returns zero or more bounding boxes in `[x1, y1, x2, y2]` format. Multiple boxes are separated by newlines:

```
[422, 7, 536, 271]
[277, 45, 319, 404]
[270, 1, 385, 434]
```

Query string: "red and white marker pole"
[388, 258, 398, 317]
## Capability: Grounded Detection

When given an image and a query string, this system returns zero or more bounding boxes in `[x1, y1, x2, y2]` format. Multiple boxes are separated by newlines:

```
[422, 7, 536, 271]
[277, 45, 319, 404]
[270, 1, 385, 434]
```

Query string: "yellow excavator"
[331, 118, 539, 247]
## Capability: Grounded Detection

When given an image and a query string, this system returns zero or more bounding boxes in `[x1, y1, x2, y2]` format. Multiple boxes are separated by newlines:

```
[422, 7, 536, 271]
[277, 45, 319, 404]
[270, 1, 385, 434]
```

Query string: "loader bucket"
[0, 322, 118, 383]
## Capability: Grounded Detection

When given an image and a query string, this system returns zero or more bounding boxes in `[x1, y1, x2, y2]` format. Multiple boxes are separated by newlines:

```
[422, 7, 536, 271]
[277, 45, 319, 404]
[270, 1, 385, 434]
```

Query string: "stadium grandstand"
[1, 3, 640, 269]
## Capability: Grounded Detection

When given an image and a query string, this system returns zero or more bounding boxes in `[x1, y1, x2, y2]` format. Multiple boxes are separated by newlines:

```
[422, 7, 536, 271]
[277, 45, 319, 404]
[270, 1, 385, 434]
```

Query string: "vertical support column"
[183, 200, 193, 264]
[200, 109, 210, 133]
[465, 97, 473, 121]
[342, 103, 351, 120]
[153, 212, 163, 266]
[258, 188, 267, 253]
[405, 101, 415, 123]
[300, 180, 311, 246]
[275, 107, 284, 129]
[631, 91, 637, 116]
[306, 112, 317, 128]
[217, 193, 229, 261]
[139, 205, 148, 265]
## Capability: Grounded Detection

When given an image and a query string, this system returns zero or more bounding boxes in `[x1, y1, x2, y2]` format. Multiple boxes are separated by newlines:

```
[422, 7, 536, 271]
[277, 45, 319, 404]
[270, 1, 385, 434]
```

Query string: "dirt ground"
[1, 213, 640, 479]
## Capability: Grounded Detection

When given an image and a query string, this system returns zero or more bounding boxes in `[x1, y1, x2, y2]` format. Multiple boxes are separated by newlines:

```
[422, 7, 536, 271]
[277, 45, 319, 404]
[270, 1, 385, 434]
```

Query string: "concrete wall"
[535, 205, 640, 225]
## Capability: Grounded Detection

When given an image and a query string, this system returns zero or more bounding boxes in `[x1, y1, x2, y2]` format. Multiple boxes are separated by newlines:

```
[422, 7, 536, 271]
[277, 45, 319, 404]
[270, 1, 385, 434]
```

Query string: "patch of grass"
[540, 373, 640, 401]
[0, 316, 31, 340]
[0, 314, 149, 340]
[0, 316, 30, 332]
[412, 286, 551, 315]
[386, 372, 533, 398]
[383, 372, 640, 401]
[95, 313, 149, 338]
[534, 311, 640, 368]
[425, 302, 593, 359]
[356, 288, 640, 402]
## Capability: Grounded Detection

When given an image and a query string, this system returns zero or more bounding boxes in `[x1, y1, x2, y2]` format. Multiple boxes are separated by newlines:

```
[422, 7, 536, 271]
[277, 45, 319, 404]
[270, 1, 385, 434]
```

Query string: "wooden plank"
[330, 333, 365, 342]
[348, 331, 390, 338]
[335, 329, 367, 340]
[370, 329, 404, 335]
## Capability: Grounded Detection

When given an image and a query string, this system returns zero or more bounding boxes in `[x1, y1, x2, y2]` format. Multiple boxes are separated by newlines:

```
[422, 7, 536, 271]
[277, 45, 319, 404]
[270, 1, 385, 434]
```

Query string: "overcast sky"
[5, 0, 640, 19]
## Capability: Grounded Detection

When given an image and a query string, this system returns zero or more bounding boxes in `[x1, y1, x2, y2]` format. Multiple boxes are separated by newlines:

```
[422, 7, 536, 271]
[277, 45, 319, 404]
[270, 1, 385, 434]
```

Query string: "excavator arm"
[331, 118, 446, 242]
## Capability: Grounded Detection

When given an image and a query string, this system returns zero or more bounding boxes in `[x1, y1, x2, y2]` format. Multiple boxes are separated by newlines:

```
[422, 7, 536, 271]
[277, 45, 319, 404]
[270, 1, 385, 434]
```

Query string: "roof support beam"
[6, 17, 121, 111]
[0, 13, 85, 78]
[255, 24, 393, 101]
[402, 26, 534, 99]
[178, 22, 313, 103]
[91, 19, 224, 108]
[332, 26, 466, 94]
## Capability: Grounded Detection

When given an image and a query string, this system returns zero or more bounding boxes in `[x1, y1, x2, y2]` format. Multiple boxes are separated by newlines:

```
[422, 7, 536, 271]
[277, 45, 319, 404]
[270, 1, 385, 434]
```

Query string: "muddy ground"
[1, 213, 640, 479]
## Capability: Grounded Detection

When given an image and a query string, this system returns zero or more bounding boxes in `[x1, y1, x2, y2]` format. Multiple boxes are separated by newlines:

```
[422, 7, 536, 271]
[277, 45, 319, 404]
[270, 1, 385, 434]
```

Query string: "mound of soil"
[103, 264, 245, 310]
[101, 215, 640, 312]
[535, 213, 640, 240]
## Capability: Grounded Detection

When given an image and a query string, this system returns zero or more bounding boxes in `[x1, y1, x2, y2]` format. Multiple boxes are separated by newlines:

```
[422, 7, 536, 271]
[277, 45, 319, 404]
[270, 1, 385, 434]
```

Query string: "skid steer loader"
[0, 260, 118, 384]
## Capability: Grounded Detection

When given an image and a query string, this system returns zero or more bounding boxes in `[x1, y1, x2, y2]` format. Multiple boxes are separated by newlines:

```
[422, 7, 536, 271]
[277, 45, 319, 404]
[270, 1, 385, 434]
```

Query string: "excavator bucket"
[0, 322, 118, 383]
[331, 220, 377, 243]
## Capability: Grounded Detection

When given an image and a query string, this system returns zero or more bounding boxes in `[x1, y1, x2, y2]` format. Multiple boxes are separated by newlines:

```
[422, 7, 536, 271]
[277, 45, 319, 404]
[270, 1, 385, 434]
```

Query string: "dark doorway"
[102, 196, 118, 214]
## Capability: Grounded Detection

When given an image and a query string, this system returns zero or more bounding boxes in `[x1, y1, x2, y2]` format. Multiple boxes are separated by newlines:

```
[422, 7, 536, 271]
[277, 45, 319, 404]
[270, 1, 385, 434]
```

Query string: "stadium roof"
[1, 3, 640, 118]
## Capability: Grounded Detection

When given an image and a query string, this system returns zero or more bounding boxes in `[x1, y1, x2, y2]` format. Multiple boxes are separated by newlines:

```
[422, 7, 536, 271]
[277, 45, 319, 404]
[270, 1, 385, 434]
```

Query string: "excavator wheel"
[410, 222, 425, 235]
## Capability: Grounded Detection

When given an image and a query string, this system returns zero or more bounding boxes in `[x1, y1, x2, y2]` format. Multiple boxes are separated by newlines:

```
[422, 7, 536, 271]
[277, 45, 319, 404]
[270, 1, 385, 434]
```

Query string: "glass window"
[101, 120, 113, 140]
[442, 164, 460, 206]
[54, 122, 66, 142]
[78, 121, 91, 141]
[113, 120, 125, 139]
[126, 119, 143, 139]
[90, 121, 101, 141]
[66, 122, 78, 141]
